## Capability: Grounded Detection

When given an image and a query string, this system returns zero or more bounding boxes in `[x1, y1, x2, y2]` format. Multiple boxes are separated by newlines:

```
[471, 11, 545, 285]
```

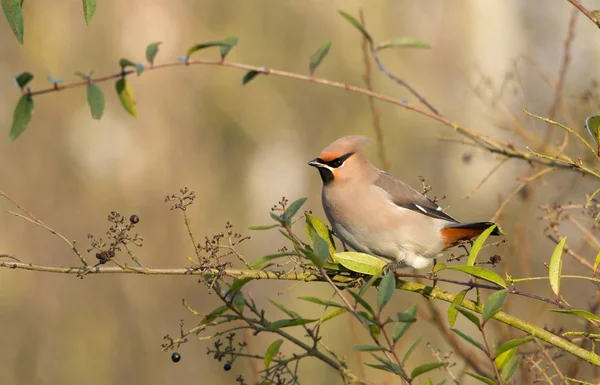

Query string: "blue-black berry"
[224, 362, 232, 371]
[130, 214, 140, 224]
[171, 352, 181, 363]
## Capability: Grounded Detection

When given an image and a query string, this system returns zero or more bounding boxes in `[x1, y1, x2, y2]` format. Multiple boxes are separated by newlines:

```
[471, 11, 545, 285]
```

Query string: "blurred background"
[1, 1, 600, 384]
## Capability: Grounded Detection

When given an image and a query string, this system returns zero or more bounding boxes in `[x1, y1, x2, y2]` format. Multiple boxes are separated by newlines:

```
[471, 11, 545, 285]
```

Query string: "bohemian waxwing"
[308, 135, 503, 269]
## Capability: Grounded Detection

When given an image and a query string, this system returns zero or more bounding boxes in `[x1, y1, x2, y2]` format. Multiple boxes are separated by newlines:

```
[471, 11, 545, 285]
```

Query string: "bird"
[308, 135, 503, 269]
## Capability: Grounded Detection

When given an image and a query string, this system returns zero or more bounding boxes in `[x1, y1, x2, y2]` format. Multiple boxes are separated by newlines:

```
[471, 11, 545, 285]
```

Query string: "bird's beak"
[308, 158, 323, 168]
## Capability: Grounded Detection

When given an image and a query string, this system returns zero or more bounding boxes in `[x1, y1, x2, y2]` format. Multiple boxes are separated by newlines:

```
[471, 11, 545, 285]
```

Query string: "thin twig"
[566, 0, 600, 28]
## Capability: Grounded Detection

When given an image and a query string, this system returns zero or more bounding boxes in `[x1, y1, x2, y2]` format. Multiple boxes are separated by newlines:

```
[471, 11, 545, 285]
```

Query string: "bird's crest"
[319, 135, 372, 162]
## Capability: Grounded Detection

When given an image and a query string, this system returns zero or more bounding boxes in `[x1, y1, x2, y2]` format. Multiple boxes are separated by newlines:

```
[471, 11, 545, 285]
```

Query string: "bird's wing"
[373, 172, 458, 223]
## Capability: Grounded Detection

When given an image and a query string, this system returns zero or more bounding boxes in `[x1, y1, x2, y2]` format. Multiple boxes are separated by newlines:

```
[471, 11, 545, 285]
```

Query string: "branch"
[2, 260, 599, 367]
[567, 0, 600, 28]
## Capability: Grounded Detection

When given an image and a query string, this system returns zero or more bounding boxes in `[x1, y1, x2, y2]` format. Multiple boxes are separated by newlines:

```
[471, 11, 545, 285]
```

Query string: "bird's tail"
[440, 222, 504, 249]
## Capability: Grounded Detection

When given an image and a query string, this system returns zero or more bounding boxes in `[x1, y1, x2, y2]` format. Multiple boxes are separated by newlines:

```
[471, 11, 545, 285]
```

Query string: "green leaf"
[482, 290, 508, 323]
[446, 265, 507, 288]
[392, 305, 417, 343]
[494, 347, 515, 371]
[447, 289, 468, 327]
[353, 345, 387, 352]
[9, 95, 34, 141]
[450, 328, 485, 352]
[145, 42, 162, 65]
[551, 308, 600, 322]
[593, 250, 600, 277]
[228, 277, 253, 294]
[267, 318, 318, 330]
[455, 306, 481, 328]
[242, 70, 261, 85]
[358, 269, 383, 296]
[269, 299, 301, 318]
[2, 0, 24, 44]
[494, 337, 533, 357]
[549, 237, 567, 298]
[309, 41, 332, 75]
[82, 0, 96, 25]
[467, 224, 497, 266]
[282, 197, 307, 222]
[270, 212, 283, 222]
[370, 353, 407, 377]
[232, 290, 245, 312]
[264, 339, 283, 368]
[297, 296, 342, 308]
[376, 37, 431, 50]
[425, 379, 434, 385]
[250, 252, 297, 269]
[377, 271, 395, 312]
[347, 290, 375, 315]
[220, 36, 238, 59]
[86, 83, 104, 120]
[500, 355, 520, 381]
[201, 305, 230, 324]
[396, 311, 417, 323]
[305, 214, 336, 253]
[411, 362, 446, 379]
[402, 337, 421, 364]
[187, 41, 232, 58]
[585, 115, 600, 155]
[338, 10, 372, 43]
[119, 58, 144, 76]
[332, 252, 387, 275]
[14, 72, 33, 89]
[464, 371, 499, 385]
[320, 308, 346, 323]
[248, 224, 279, 231]
[115, 79, 137, 117]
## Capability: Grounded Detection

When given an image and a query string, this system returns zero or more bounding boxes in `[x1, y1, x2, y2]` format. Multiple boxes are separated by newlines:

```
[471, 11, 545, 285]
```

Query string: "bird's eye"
[331, 159, 343, 168]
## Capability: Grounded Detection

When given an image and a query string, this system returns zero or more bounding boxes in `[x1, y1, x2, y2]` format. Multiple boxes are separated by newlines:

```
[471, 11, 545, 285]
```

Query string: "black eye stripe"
[319, 152, 354, 168]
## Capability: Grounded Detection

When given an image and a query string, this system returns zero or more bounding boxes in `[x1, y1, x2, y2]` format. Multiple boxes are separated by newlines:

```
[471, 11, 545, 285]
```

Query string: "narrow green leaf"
[593, 250, 600, 277]
[282, 197, 307, 222]
[86, 83, 104, 120]
[228, 277, 253, 294]
[242, 70, 261, 85]
[585, 115, 600, 156]
[411, 362, 446, 379]
[115, 79, 137, 117]
[396, 311, 417, 323]
[305, 213, 336, 253]
[9, 95, 34, 141]
[232, 291, 245, 312]
[549, 237, 567, 298]
[377, 271, 395, 312]
[446, 265, 507, 288]
[248, 224, 279, 231]
[482, 290, 508, 323]
[551, 308, 600, 322]
[450, 328, 485, 352]
[332, 251, 387, 275]
[320, 308, 346, 323]
[119, 58, 144, 76]
[376, 37, 431, 50]
[392, 305, 417, 343]
[2, 0, 24, 44]
[220, 36, 238, 59]
[448, 289, 468, 327]
[425, 379, 434, 385]
[455, 306, 481, 328]
[250, 252, 297, 269]
[494, 347, 515, 371]
[358, 269, 383, 296]
[370, 353, 407, 377]
[347, 290, 375, 315]
[500, 355, 520, 381]
[201, 305, 230, 324]
[264, 339, 283, 368]
[145, 42, 162, 65]
[402, 337, 421, 364]
[270, 212, 282, 222]
[494, 337, 533, 357]
[267, 318, 318, 330]
[269, 299, 301, 318]
[463, 371, 499, 385]
[14, 72, 33, 89]
[82, 0, 96, 25]
[297, 296, 342, 308]
[353, 345, 387, 352]
[187, 41, 231, 58]
[467, 224, 497, 266]
[338, 10, 372, 43]
[309, 41, 332, 75]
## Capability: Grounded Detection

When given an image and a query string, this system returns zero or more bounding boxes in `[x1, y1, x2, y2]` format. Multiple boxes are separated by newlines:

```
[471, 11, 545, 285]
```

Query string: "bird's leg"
[383, 260, 408, 275]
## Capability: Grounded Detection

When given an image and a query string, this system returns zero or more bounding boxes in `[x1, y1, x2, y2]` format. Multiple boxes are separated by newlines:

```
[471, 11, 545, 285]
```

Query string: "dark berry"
[108, 250, 115, 258]
[171, 352, 181, 363]
[130, 214, 140, 224]
[224, 362, 232, 371]
[95, 252, 102, 260]
[490, 254, 502, 265]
